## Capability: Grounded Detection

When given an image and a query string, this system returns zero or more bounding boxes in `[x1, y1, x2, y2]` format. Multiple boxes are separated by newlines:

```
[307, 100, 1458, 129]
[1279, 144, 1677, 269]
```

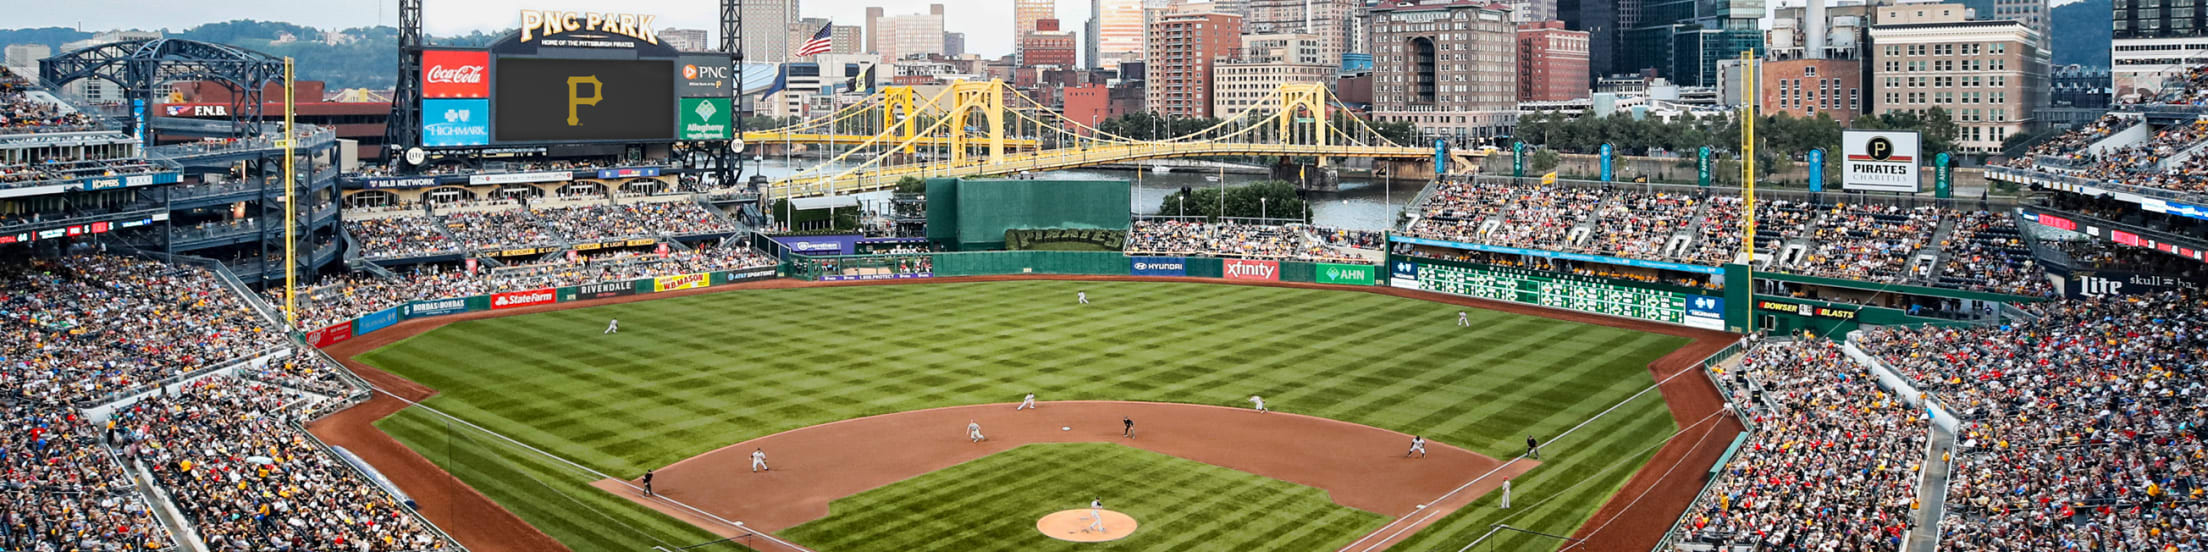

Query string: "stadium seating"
[345, 199, 738, 258]
[1125, 219, 1376, 263]
[2003, 66, 2208, 195]
[282, 243, 777, 329]
[0, 69, 97, 136]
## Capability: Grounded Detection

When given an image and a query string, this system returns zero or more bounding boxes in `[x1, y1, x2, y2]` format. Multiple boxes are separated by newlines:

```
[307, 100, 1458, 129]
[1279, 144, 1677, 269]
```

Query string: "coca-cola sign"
[422, 50, 490, 98]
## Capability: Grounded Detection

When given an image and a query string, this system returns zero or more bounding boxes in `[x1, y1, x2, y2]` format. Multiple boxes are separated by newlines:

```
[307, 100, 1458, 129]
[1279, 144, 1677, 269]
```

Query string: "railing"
[147, 125, 335, 160]
[1987, 164, 2208, 205]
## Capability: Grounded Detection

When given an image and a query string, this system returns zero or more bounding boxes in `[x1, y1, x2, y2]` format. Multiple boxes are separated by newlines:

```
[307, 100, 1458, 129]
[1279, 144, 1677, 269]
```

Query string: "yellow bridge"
[760, 80, 1474, 197]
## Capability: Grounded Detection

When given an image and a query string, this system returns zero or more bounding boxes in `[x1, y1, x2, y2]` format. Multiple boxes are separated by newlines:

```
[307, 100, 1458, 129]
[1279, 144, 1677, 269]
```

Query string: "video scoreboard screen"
[1395, 260, 1725, 329]
[493, 57, 674, 143]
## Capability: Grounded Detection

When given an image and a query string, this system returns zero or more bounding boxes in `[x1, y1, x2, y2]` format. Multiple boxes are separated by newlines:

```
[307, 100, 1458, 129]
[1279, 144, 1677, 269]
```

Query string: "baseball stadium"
[0, 2, 2200, 552]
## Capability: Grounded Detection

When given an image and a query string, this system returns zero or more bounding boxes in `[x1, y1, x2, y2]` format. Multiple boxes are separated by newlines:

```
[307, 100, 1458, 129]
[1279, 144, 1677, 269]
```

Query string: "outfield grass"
[782, 443, 1387, 551]
[363, 280, 1690, 551]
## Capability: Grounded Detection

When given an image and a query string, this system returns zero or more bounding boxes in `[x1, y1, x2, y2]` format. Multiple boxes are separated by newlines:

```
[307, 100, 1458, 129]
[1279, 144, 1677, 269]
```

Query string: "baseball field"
[339, 279, 1705, 551]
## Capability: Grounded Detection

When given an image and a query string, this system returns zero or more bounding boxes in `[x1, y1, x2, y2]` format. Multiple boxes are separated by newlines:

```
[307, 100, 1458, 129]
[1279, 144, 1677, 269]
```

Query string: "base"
[1036, 509, 1139, 542]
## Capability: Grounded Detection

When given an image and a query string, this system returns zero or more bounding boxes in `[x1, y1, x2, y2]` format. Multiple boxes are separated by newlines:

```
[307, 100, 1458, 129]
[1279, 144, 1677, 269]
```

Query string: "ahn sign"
[1842, 130, 1921, 193]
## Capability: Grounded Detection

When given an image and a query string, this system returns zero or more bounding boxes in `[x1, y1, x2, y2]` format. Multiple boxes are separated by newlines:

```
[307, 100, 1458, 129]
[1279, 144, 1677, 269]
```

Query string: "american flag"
[796, 24, 833, 57]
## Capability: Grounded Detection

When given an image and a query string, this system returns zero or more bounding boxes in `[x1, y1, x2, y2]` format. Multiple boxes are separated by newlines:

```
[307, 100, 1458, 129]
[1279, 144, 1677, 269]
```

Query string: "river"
[744, 159, 1418, 231]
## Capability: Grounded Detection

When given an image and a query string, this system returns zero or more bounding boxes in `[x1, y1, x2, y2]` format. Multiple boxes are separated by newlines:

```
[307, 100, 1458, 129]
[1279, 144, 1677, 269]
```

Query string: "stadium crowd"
[1675, 339, 1927, 550]
[2004, 67, 2208, 195]
[0, 402, 174, 550]
[345, 217, 467, 259]
[280, 243, 778, 328]
[1854, 290, 2208, 550]
[1125, 219, 1374, 263]
[1, 70, 97, 135]
[1400, 178, 2049, 295]
[0, 255, 281, 407]
[347, 200, 737, 257]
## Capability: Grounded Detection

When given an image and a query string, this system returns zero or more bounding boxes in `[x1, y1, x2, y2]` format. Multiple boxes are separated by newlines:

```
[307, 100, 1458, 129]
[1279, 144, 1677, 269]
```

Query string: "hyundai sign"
[1842, 130, 1920, 193]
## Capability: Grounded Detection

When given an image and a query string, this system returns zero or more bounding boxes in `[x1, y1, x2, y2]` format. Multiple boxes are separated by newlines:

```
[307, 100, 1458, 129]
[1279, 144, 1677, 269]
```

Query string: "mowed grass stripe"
[781, 443, 1388, 552]
[362, 280, 1693, 550]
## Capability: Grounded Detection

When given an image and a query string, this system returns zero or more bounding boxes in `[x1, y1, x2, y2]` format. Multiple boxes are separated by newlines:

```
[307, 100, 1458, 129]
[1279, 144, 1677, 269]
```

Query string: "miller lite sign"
[422, 50, 490, 98]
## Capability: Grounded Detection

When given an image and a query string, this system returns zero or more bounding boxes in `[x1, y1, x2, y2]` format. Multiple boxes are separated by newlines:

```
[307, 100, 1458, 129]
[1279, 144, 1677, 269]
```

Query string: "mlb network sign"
[422, 99, 490, 146]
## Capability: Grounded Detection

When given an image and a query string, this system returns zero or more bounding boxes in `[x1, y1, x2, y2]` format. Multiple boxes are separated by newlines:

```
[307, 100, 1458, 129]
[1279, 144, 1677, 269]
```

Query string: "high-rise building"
[1369, 0, 1517, 140]
[1518, 21, 1591, 102]
[1761, 59, 1864, 124]
[1145, 7, 1242, 118]
[1559, 0, 1622, 80]
[1090, 0, 1147, 71]
[4, 44, 51, 79]
[877, 6, 949, 63]
[1214, 34, 1334, 116]
[659, 28, 711, 52]
[2113, 0, 2208, 98]
[1509, 0, 1559, 23]
[1869, 4, 2047, 152]
[1015, 0, 1057, 65]
[866, 7, 886, 54]
[832, 26, 864, 55]
[743, 0, 800, 62]
[1022, 24, 1079, 68]
[1620, 0, 1764, 87]
[945, 32, 967, 57]
[1224, 0, 1357, 69]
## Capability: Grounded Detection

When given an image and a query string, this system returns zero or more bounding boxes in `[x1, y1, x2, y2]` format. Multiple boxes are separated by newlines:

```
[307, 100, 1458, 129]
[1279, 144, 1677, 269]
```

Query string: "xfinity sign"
[1842, 130, 1921, 193]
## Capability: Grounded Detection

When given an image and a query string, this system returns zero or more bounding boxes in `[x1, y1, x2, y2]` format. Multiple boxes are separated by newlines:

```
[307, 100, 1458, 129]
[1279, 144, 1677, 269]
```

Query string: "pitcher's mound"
[1036, 509, 1139, 542]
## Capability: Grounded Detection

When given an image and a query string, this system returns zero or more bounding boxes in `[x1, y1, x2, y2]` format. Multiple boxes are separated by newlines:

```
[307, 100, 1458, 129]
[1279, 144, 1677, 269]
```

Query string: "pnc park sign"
[1842, 130, 1921, 193]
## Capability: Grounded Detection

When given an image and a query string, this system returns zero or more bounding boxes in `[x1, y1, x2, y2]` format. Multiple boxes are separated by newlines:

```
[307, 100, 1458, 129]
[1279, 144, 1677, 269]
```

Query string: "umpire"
[1525, 435, 1542, 459]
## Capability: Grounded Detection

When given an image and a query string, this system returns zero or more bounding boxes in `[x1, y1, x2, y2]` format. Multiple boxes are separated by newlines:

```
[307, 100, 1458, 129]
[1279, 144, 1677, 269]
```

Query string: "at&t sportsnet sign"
[1843, 130, 1921, 193]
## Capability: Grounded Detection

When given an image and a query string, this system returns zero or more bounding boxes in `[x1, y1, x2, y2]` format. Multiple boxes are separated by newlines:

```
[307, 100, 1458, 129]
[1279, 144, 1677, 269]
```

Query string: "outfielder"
[605, 318, 620, 334]
[751, 448, 769, 472]
[1085, 498, 1107, 533]
[1406, 435, 1427, 458]
[1249, 395, 1268, 413]
[1078, 291, 1089, 305]
[967, 420, 986, 442]
[1017, 393, 1037, 411]
[1457, 311, 1469, 327]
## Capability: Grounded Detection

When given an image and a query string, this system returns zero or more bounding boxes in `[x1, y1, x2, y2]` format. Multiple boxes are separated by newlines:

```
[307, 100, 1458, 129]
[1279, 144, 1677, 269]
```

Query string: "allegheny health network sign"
[680, 97, 732, 140]
[1842, 130, 1921, 193]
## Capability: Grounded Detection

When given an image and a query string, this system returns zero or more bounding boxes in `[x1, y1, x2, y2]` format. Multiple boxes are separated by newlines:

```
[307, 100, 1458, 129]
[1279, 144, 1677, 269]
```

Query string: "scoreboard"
[1392, 259, 1725, 329]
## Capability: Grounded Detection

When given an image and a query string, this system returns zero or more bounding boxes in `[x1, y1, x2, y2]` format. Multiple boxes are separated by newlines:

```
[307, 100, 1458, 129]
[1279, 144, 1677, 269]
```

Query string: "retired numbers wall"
[1390, 257, 1726, 329]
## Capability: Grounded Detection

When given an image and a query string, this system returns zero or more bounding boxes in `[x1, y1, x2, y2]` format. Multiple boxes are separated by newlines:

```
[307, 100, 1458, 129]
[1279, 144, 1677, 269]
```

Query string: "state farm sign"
[1223, 259, 1280, 281]
[491, 288, 557, 309]
[422, 50, 490, 98]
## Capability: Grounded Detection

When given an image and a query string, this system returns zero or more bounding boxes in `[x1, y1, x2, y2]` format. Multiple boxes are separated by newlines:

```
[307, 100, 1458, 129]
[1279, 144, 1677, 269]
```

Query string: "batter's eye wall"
[494, 58, 675, 143]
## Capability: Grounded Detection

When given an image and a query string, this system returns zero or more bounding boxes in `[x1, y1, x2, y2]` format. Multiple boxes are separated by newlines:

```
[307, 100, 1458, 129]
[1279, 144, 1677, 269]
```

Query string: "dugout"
[924, 178, 1131, 250]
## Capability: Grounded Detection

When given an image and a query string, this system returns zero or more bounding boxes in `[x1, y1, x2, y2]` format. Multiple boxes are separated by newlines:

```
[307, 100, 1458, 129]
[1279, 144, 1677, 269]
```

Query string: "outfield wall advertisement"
[1392, 256, 1725, 329]
[820, 272, 933, 281]
[302, 266, 786, 351]
[491, 288, 559, 310]
[655, 273, 710, 292]
[1223, 259, 1281, 281]
[1316, 263, 1376, 286]
[1131, 256, 1188, 277]
[356, 308, 401, 334]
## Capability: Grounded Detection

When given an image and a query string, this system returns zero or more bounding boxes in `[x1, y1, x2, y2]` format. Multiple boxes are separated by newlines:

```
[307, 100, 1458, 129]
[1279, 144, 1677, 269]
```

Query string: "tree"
[1155, 180, 1309, 222]
[1528, 148, 1562, 174]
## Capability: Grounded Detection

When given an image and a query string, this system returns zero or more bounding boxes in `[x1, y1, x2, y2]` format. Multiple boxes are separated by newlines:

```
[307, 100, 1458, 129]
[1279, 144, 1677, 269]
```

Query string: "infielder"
[751, 448, 769, 472]
[1017, 393, 1037, 411]
[1249, 395, 1268, 413]
[967, 420, 986, 442]
[1457, 311, 1469, 327]
[605, 318, 620, 334]
[1085, 498, 1107, 533]
[1122, 416, 1134, 438]
[1406, 435, 1427, 458]
[1078, 291, 1089, 305]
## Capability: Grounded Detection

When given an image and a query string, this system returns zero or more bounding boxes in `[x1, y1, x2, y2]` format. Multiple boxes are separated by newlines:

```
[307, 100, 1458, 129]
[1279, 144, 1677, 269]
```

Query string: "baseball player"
[751, 448, 769, 472]
[605, 318, 620, 334]
[967, 419, 986, 442]
[1525, 435, 1541, 459]
[1017, 393, 1037, 411]
[1122, 416, 1134, 438]
[1085, 498, 1107, 533]
[1406, 435, 1427, 458]
[1457, 311, 1469, 327]
[1249, 395, 1268, 413]
[643, 469, 654, 496]
[1078, 291, 1089, 305]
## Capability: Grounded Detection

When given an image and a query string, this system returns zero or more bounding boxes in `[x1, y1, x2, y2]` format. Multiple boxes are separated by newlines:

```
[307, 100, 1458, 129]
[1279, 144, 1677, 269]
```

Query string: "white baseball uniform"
[1078, 291, 1089, 304]
[605, 319, 620, 334]
[968, 421, 985, 442]
[1457, 312, 1469, 327]
[1017, 393, 1036, 410]
[1407, 437, 1427, 458]
[751, 450, 768, 472]
[1250, 395, 1266, 412]
[1087, 500, 1106, 533]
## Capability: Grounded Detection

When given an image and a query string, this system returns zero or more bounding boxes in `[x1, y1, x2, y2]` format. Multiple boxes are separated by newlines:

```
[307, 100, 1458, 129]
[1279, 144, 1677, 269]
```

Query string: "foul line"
[1335, 357, 1711, 552]
[369, 387, 819, 552]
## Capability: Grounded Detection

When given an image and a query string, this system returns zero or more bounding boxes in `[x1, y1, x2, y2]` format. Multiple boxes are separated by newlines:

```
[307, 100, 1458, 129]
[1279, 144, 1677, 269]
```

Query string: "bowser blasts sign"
[422, 50, 489, 98]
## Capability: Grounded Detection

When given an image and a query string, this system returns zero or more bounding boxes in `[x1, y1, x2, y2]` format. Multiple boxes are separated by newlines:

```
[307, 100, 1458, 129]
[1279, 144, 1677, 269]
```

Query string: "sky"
[7, 0, 1104, 59]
